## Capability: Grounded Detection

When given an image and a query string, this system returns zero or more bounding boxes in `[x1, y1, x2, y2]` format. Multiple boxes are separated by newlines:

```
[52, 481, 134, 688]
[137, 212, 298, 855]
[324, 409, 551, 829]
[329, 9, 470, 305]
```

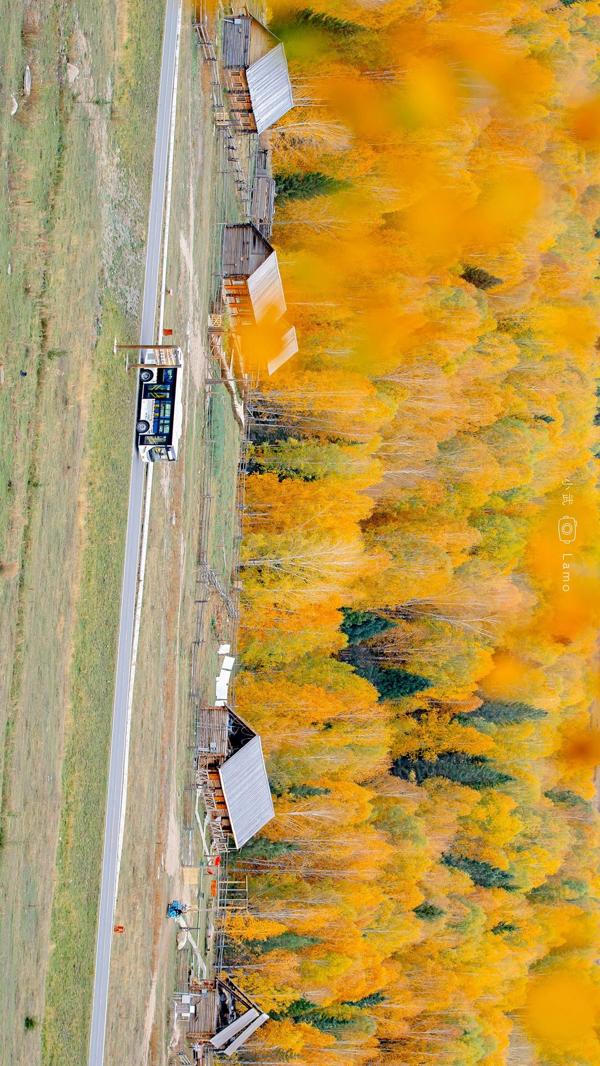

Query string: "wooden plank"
[222, 17, 251, 68]
[248, 20, 275, 65]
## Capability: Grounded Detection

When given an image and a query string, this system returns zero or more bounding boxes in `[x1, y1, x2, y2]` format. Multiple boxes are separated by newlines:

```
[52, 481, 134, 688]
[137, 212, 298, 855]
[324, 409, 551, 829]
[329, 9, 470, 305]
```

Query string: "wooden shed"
[222, 224, 299, 374]
[221, 223, 284, 323]
[222, 14, 294, 133]
[251, 146, 276, 237]
[178, 978, 269, 1056]
[195, 705, 274, 849]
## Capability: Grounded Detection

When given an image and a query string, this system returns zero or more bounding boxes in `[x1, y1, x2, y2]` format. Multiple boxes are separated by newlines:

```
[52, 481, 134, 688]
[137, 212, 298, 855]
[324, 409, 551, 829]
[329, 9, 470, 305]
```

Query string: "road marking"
[115, 0, 182, 889]
[115, 462, 153, 876]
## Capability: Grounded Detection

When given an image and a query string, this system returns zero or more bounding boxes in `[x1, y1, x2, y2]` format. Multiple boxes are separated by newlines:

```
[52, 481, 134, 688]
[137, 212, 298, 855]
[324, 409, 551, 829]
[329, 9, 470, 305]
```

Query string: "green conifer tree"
[456, 700, 547, 726]
[460, 265, 503, 290]
[414, 902, 445, 921]
[288, 784, 331, 798]
[442, 853, 515, 890]
[391, 751, 513, 790]
[275, 171, 347, 203]
[492, 922, 518, 935]
[340, 608, 395, 644]
[545, 788, 590, 809]
[341, 643, 431, 700]
[252, 932, 320, 954]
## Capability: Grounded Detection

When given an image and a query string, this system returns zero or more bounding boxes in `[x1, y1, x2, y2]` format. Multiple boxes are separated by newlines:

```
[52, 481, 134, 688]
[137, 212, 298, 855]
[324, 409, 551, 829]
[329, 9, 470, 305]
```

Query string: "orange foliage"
[232, 0, 600, 1061]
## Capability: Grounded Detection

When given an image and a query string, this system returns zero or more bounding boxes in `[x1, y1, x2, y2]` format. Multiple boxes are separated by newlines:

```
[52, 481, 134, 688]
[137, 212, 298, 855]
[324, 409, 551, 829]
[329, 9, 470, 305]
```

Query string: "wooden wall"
[222, 224, 272, 277]
[223, 17, 251, 68]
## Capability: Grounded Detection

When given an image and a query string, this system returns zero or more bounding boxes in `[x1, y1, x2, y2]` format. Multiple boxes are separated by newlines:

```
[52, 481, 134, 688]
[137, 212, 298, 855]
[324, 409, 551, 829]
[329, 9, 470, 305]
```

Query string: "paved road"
[88, 2, 181, 1064]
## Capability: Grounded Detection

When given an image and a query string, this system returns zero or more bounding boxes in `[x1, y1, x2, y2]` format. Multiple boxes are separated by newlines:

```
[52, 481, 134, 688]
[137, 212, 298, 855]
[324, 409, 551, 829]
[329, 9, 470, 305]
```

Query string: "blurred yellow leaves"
[558, 726, 600, 773]
[480, 652, 545, 703]
[468, 166, 543, 248]
[393, 57, 460, 131]
[524, 966, 600, 1063]
[235, 0, 600, 1061]
[238, 305, 296, 376]
[531, 302, 598, 361]
[567, 95, 600, 150]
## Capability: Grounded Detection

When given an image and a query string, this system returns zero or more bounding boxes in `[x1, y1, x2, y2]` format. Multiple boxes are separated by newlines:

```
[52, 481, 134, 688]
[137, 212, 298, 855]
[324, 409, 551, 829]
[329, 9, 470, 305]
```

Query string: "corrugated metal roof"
[246, 44, 294, 134]
[218, 736, 274, 848]
[223, 1013, 270, 1055]
[267, 326, 299, 376]
[210, 1009, 259, 1049]
[247, 251, 287, 322]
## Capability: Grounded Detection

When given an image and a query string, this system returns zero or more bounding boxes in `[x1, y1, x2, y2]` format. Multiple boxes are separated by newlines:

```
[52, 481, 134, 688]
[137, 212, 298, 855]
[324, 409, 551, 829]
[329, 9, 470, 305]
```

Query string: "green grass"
[0, 11, 127, 1059]
[0, 1, 63, 695]
[113, 0, 165, 185]
[41, 301, 134, 1066]
[0, 2, 168, 1060]
[0, 0, 126, 808]
[40, 0, 167, 1055]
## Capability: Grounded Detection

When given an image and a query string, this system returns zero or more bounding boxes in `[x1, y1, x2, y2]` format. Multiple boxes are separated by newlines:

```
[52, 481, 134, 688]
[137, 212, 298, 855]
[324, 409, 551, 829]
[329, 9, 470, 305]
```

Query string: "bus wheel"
[136, 419, 150, 433]
[140, 369, 153, 382]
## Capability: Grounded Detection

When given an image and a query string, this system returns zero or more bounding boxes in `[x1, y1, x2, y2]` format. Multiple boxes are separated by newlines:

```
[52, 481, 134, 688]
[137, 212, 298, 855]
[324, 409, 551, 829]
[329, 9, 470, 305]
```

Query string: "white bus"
[136, 349, 184, 463]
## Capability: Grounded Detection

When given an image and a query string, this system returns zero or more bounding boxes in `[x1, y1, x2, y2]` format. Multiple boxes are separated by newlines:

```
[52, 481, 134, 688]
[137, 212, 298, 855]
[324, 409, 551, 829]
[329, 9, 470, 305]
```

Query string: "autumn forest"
[232, 1, 600, 1063]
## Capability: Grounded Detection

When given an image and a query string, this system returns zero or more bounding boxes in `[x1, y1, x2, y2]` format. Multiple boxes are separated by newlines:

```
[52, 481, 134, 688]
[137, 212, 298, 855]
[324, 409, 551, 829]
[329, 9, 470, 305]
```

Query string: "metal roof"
[218, 735, 274, 848]
[210, 1009, 259, 1049]
[247, 250, 287, 323]
[267, 326, 299, 376]
[211, 1008, 269, 1054]
[223, 1012, 270, 1056]
[246, 43, 294, 134]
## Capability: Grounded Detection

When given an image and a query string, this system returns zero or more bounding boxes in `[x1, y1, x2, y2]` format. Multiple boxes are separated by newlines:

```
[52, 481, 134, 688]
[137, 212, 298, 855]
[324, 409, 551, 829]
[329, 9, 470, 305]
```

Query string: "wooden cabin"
[194, 705, 274, 849]
[178, 978, 269, 1057]
[222, 223, 274, 294]
[222, 223, 299, 374]
[251, 146, 276, 237]
[221, 223, 284, 323]
[222, 14, 294, 133]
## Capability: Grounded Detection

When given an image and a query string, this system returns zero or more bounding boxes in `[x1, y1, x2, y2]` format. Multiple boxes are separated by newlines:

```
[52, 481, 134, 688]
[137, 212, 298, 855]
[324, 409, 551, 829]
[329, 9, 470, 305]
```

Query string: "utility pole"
[113, 340, 182, 370]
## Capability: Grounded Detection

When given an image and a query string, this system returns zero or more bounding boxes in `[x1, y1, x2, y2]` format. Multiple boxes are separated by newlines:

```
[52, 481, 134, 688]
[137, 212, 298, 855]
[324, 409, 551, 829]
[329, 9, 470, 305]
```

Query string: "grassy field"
[41, 302, 135, 1065]
[0, 0, 165, 1063]
[41, 0, 167, 1059]
[0, 0, 66, 807]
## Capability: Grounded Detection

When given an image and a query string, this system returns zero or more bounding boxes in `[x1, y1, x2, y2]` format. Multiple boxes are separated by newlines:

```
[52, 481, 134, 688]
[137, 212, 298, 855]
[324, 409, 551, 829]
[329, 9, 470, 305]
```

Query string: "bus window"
[156, 410, 172, 435]
[146, 383, 170, 400]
